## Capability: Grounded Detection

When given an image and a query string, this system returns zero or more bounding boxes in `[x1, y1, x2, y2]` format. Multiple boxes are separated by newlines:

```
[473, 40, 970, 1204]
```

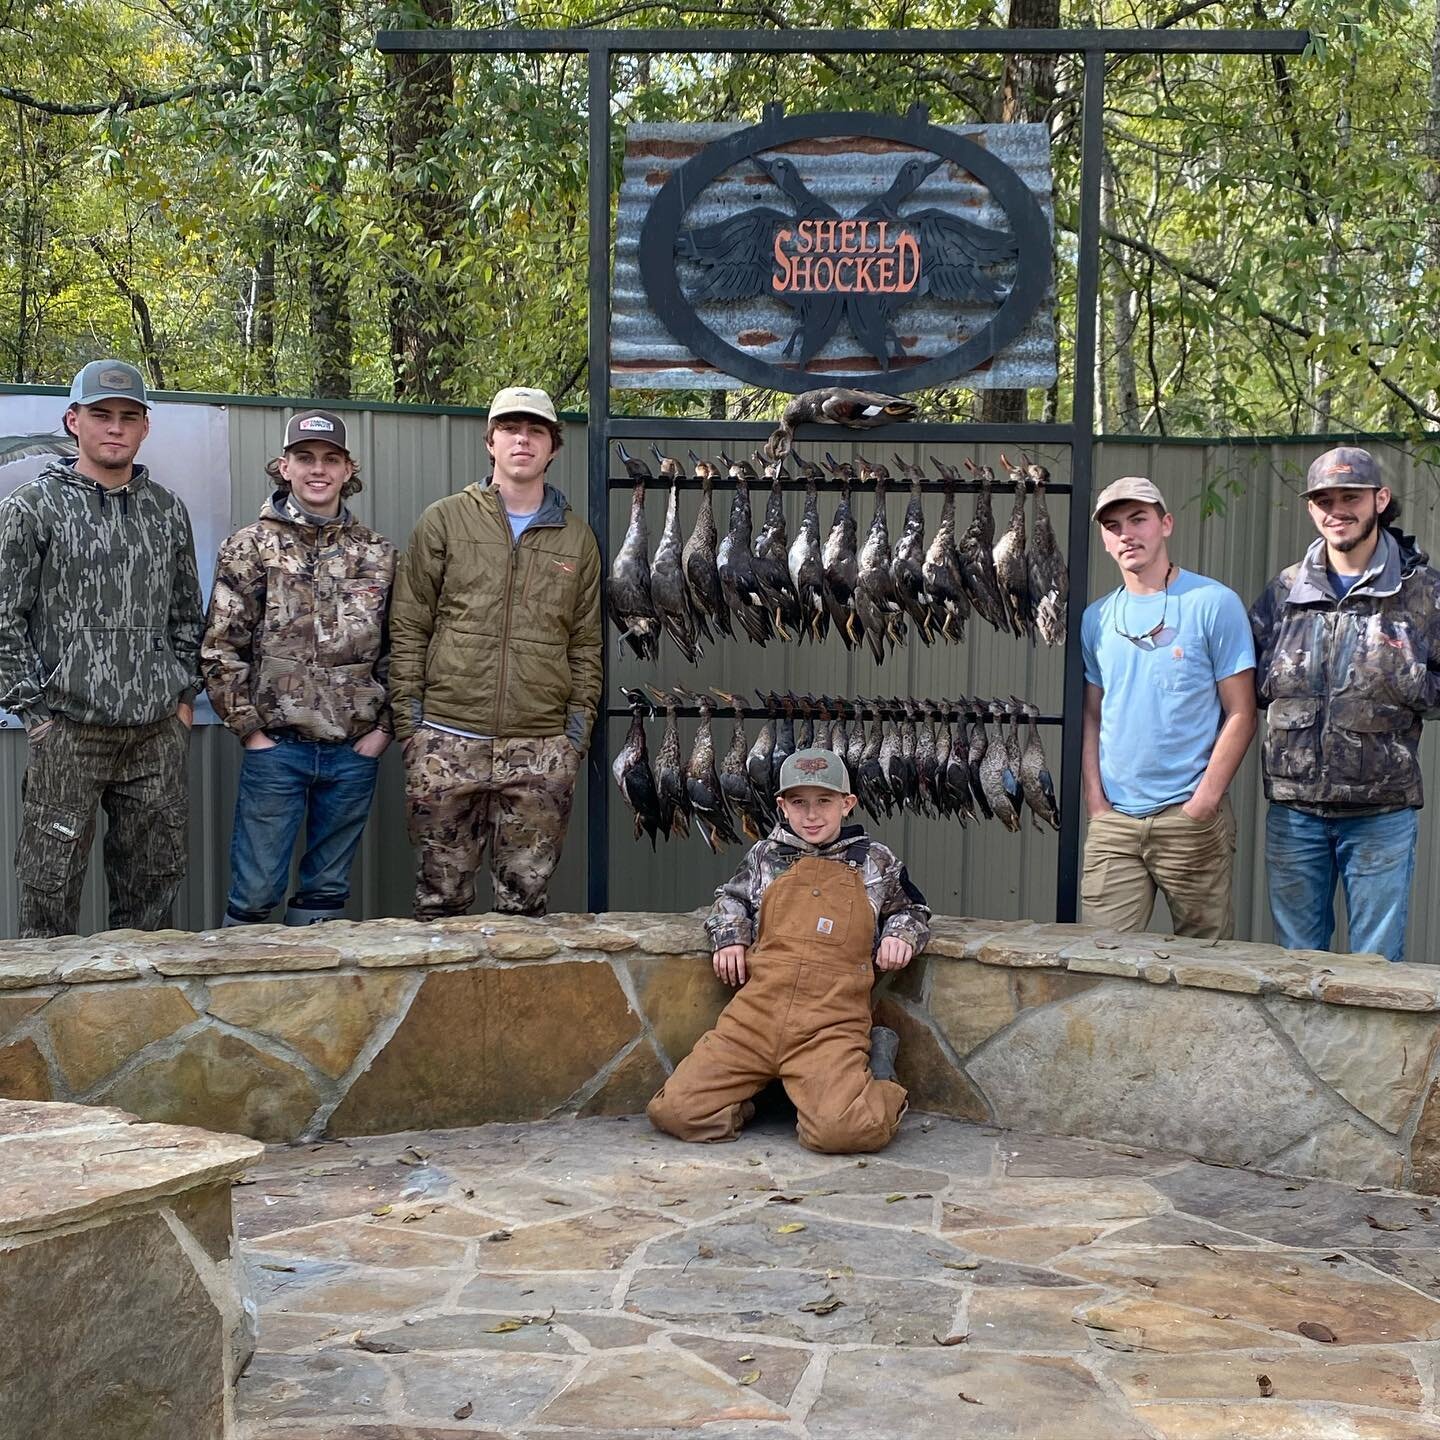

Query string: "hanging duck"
[713, 688, 769, 842]
[820, 453, 863, 651]
[1023, 456, 1068, 648]
[648, 446, 701, 664]
[682, 453, 730, 644]
[889, 456, 934, 644]
[918, 456, 971, 643]
[716, 454, 772, 646]
[752, 450, 802, 641]
[608, 443, 661, 661]
[746, 691, 779, 832]
[978, 700, 1021, 831]
[854, 457, 906, 662]
[994, 455, 1034, 642]
[680, 688, 739, 852]
[965, 699, 995, 821]
[613, 687, 661, 847]
[954, 458, 1007, 632]
[647, 686, 690, 841]
[1016, 698, 1061, 831]
[787, 455, 827, 643]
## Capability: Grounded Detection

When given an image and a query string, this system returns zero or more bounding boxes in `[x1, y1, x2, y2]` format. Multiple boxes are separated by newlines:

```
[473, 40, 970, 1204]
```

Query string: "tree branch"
[0, 77, 258, 117]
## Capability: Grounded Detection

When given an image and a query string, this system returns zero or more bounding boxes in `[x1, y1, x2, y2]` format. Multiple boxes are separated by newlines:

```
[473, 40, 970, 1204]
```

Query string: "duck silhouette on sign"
[674, 148, 1020, 372]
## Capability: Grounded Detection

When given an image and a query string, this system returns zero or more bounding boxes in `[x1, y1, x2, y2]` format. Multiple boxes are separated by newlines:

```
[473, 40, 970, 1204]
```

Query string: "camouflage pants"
[16, 714, 190, 938]
[403, 729, 580, 920]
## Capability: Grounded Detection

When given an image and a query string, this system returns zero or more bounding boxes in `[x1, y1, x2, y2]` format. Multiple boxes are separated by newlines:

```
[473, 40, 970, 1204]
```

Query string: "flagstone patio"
[237, 1112, 1440, 1439]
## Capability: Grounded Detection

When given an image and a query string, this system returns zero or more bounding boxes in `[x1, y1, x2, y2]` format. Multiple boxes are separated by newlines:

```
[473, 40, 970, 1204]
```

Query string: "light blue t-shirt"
[507, 508, 538, 542]
[1081, 570, 1256, 816]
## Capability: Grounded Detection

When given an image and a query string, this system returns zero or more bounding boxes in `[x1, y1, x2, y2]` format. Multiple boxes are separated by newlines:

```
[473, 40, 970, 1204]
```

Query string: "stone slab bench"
[0, 914, 1436, 1193]
[0, 1097, 262, 1440]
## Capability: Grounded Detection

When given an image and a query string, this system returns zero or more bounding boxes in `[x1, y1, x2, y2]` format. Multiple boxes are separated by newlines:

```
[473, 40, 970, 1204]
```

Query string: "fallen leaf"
[486, 1229, 513, 1243]
[932, 1333, 968, 1346]
[1417, 1206, 1433, 1220]
[1298, 1321, 1337, 1343]
[825, 1266, 854, 1280]
[776, 1222, 807, 1234]
[400, 1212, 422, 1224]
[1257, 1373, 1275, 1397]
[370, 1204, 393, 1217]
[1133, 1276, 1160, 1289]
[738, 1370, 761, 1386]
[543, 1197, 571, 1206]
[697, 1245, 715, 1259]
[738, 1353, 755, 1362]
[958, 1390, 983, 1405]
[856, 1159, 868, 1168]
[799, 1294, 844, 1315]
[1151, 950, 1169, 959]
[1321, 1254, 1347, 1263]
[942, 1260, 980, 1271]
[354, 1336, 408, 1354]
[1187, 1240, 1220, 1253]
[1094, 940, 1120, 950]
[484, 1318, 526, 1333]
[766, 1194, 805, 1204]
[1365, 1214, 1409, 1232]
[746, 1158, 763, 1167]
[259, 1263, 296, 1273]
[885, 1193, 907, 1204]
[659, 1198, 688, 1207]
[395, 1146, 428, 1166]
[453, 1400, 474, 1419]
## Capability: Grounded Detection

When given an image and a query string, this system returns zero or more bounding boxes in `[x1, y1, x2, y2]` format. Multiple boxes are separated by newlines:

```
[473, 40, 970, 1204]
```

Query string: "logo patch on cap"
[98, 367, 133, 389]
[297, 416, 335, 432]
[796, 756, 829, 774]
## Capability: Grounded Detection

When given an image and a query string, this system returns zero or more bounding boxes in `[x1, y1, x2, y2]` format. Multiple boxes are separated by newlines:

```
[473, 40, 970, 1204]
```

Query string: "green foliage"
[0, 0, 1436, 438]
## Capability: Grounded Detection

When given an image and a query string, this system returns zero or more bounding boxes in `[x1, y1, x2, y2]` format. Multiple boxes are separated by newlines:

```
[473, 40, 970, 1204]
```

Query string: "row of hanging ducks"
[608, 445, 1069, 667]
[613, 688, 1060, 854]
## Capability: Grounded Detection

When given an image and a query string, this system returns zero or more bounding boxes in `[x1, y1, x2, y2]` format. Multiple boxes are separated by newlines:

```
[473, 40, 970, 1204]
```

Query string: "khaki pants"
[16, 715, 190, 938]
[647, 857, 907, 1154]
[1081, 795, 1237, 939]
[403, 728, 580, 920]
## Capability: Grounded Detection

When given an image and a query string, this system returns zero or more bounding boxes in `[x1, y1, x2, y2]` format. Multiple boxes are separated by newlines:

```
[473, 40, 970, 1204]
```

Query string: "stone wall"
[2, 914, 1439, 1192]
[0, 1098, 262, 1440]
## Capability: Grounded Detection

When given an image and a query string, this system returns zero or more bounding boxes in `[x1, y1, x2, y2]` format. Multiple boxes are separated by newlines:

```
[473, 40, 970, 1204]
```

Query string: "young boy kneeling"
[647, 748, 930, 1154]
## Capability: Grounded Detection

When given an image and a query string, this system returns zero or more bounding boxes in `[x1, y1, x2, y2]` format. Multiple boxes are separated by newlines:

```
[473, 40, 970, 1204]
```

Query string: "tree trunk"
[1102, 149, 1140, 431]
[980, 0, 1059, 425]
[89, 239, 167, 390]
[254, 235, 278, 395]
[307, 0, 351, 400]
[1425, 0, 1440, 276]
[386, 0, 462, 403]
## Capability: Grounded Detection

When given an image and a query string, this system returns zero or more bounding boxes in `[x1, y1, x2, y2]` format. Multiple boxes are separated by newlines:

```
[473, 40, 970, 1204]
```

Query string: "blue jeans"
[1265, 803, 1418, 963]
[225, 737, 380, 925]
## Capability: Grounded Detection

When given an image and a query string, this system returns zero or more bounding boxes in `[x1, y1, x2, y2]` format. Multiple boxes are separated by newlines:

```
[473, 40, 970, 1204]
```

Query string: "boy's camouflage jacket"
[202, 491, 396, 742]
[0, 459, 203, 728]
[706, 821, 931, 954]
[1250, 527, 1440, 811]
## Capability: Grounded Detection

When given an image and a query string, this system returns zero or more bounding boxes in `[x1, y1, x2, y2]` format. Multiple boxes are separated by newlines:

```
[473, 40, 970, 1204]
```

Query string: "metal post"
[585, 45, 612, 915]
[1056, 50, 1106, 923]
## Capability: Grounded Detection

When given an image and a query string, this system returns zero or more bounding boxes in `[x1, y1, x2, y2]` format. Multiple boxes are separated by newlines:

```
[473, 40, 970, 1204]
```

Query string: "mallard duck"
[713, 688, 768, 842]
[715, 454, 772, 646]
[855, 457, 906, 662]
[682, 452, 730, 644]
[889, 456, 933, 644]
[787, 455, 827, 643]
[752, 450, 802, 640]
[648, 446, 701, 664]
[881, 701, 910, 813]
[994, 455, 1034, 641]
[679, 688, 739, 852]
[613, 688, 661, 848]
[941, 701, 975, 826]
[954, 458, 1007, 632]
[979, 699, 1021, 831]
[821, 453, 863, 650]
[646, 686, 690, 841]
[1016, 698, 1061, 831]
[918, 456, 971, 643]
[965, 699, 995, 821]
[1023, 456, 1068, 648]
[608, 444, 660, 661]
[767, 387, 918, 459]
[912, 698, 939, 817]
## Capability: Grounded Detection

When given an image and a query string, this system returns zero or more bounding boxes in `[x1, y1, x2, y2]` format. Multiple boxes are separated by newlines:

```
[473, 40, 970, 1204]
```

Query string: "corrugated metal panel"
[612, 123, 1057, 389]
[3, 410, 1438, 962]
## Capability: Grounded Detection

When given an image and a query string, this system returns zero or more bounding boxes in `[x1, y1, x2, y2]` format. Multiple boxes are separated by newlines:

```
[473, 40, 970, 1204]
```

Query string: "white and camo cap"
[488, 386, 558, 425]
[778, 747, 851, 796]
[69, 359, 149, 408]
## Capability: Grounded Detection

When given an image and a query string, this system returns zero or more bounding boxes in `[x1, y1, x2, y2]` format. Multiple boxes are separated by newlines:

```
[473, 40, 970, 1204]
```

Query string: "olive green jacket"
[389, 481, 602, 745]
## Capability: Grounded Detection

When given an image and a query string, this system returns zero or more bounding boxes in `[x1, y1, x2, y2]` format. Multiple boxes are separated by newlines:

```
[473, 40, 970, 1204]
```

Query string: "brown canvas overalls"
[647, 853, 908, 1153]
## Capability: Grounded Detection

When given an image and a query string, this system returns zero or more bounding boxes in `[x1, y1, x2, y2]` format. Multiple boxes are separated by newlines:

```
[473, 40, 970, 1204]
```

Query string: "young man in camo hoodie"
[202, 410, 395, 926]
[0, 360, 204, 937]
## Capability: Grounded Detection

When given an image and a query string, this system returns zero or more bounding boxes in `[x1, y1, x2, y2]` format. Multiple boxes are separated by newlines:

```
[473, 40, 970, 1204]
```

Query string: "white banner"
[0, 395, 231, 726]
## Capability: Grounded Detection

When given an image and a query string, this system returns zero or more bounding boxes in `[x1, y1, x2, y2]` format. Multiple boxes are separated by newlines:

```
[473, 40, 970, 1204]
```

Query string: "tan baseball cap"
[488, 386, 558, 425]
[1092, 476, 1168, 521]
[778, 748, 851, 796]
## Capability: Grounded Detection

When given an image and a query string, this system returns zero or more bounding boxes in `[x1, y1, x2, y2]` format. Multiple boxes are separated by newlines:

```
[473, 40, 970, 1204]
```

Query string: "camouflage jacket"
[0, 459, 203, 728]
[707, 822, 931, 954]
[1249, 528, 1440, 811]
[202, 492, 396, 742]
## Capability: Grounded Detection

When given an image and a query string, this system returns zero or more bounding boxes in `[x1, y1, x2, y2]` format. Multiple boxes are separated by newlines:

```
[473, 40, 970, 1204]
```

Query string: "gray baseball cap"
[284, 409, 349, 453]
[69, 359, 149, 409]
[1092, 475, 1168, 521]
[778, 748, 851, 796]
[1305, 446, 1382, 495]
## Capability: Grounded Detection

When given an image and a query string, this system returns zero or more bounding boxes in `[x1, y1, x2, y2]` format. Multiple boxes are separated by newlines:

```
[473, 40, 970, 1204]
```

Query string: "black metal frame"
[376, 24, 1310, 919]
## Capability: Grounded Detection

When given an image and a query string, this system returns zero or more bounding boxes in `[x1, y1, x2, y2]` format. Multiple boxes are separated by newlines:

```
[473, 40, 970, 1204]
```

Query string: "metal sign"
[626, 105, 1055, 393]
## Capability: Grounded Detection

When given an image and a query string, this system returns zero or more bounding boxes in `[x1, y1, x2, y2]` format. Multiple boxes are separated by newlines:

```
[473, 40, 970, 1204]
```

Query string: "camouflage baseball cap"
[1305, 446, 1382, 495]
[778, 748, 851, 796]
[488, 386, 558, 425]
[69, 359, 149, 408]
[1091, 475, 1168, 521]
[284, 409, 349, 452]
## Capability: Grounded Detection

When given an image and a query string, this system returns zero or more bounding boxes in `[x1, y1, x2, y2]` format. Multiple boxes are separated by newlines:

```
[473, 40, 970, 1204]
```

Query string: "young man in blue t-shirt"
[1080, 477, 1257, 938]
